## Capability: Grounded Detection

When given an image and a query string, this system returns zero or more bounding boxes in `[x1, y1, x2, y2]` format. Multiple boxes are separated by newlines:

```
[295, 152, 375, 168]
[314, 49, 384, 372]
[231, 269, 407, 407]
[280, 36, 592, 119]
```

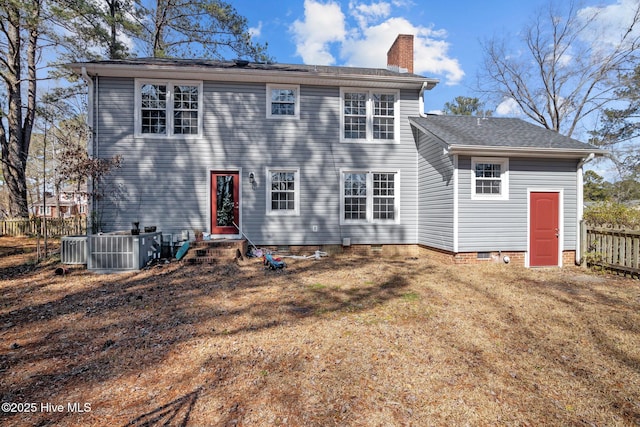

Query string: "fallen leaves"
[0, 237, 639, 426]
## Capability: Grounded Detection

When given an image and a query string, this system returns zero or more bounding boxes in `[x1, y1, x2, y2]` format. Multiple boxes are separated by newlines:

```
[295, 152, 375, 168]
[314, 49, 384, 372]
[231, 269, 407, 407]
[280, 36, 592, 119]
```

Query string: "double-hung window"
[267, 84, 300, 118]
[266, 168, 300, 216]
[341, 171, 399, 224]
[471, 157, 509, 200]
[341, 89, 399, 143]
[344, 173, 367, 220]
[135, 80, 202, 136]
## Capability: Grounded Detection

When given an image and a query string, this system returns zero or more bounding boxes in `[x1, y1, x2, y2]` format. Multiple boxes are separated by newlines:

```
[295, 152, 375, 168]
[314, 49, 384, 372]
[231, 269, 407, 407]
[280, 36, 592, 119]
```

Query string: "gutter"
[447, 145, 608, 159]
[71, 62, 439, 90]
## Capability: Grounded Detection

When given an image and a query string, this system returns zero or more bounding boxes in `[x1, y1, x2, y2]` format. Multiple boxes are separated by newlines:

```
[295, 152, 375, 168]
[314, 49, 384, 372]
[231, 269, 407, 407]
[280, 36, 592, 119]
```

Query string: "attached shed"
[410, 115, 607, 267]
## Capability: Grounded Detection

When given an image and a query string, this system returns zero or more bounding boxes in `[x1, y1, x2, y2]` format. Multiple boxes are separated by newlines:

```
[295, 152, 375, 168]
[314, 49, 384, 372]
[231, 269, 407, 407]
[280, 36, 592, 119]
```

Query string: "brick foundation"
[562, 251, 577, 266]
[254, 243, 578, 267]
[258, 244, 419, 258]
[419, 246, 578, 267]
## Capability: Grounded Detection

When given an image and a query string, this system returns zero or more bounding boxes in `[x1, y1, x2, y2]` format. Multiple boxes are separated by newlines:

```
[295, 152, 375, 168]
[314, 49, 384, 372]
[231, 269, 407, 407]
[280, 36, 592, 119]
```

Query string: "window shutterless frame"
[340, 88, 400, 143]
[340, 169, 400, 224]
[134, 79, 203, 137]
[266, 84, 300, 119]
[265, 168, 300, 216]
[471, 157, 509, 200]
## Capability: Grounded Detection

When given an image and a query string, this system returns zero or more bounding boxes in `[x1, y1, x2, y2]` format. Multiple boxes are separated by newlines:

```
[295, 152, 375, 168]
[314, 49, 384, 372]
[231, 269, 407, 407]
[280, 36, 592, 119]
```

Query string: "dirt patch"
[1, 238, 639, 426]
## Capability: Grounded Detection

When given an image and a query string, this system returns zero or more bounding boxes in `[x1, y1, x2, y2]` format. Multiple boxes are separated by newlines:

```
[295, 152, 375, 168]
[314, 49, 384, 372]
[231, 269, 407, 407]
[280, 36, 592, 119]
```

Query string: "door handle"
[555, 228, 559, 237]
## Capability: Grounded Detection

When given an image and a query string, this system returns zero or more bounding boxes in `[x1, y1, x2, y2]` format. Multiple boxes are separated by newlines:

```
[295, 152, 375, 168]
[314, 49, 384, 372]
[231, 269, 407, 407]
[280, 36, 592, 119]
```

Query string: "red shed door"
[211, 171, 240, 235]
[529, 192, 559, 267]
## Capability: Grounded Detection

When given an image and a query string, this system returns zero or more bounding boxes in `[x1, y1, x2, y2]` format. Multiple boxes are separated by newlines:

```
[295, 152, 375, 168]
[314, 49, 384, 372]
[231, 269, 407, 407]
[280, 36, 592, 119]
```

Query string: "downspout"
[576, 152, 595, 265]
[81, 67, 96, 232]
[419, 79, 439, 116]
[80, 67, 94, 154]
[419, 82, 427, 117]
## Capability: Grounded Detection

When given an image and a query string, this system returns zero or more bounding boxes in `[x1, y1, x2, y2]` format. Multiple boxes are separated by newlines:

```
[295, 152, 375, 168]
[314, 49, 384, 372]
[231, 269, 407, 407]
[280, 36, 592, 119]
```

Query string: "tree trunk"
[0, 1, 40, 218]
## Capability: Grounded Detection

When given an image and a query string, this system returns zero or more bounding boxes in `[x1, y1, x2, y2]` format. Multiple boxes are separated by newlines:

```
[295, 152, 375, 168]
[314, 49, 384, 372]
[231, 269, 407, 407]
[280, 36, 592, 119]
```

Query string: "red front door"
[530, 192, 559, 267]
[211, 171, 240, 234]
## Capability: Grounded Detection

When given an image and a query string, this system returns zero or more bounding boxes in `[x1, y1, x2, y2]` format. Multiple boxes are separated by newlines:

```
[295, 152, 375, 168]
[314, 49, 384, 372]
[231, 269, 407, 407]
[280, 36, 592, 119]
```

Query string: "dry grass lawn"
[1, 236, 640, 426]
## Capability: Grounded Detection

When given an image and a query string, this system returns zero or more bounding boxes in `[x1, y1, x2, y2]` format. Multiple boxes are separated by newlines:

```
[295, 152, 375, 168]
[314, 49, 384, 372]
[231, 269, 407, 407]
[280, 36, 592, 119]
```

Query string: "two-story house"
[31, 188, 88, 218]
[70, 34, 604, 267]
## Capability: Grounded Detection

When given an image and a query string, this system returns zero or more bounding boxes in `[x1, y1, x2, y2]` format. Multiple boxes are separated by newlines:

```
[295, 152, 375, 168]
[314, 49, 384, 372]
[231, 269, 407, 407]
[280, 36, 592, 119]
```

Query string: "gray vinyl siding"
[93, 77, 420, 245]
[416, 132, 454, 251]
[457, 156, 579, 252]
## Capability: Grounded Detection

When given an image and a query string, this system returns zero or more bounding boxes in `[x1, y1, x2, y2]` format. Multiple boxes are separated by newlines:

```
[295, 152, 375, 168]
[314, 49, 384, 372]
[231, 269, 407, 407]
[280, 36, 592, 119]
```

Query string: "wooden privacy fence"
[583, 222, 640, 276]
[0, 217, 87, 237]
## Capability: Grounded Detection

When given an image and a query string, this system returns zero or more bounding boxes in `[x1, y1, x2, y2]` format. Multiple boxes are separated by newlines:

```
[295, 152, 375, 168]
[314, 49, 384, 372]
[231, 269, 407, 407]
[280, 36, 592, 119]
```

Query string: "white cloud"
[290, 0, 346, 65]
[414, 27, 464, 85]
[495, 97, 522, 116]
[340, 16, 464, 85]
[577, 0, 640, 49]
[249, 22, 263, 39]
[349, 1, 391, 28]
[290, 0, 464, 85]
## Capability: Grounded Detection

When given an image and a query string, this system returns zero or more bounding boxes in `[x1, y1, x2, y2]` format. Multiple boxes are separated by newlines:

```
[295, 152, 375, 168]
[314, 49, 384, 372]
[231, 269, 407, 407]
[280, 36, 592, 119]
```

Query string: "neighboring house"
[69, 34, 605, 267]
[31, 189, 88, 218]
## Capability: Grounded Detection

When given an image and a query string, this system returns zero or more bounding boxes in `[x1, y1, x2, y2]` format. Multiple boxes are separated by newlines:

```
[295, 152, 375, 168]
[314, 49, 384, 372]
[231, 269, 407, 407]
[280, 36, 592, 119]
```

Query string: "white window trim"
[340, 169, 400, 225]
[266, 84, 300, 119]
[265, 168, 300, 216]
[340, 88, 400, 144]
[134, 79, 203, 137]
[471, 157, 509, 200]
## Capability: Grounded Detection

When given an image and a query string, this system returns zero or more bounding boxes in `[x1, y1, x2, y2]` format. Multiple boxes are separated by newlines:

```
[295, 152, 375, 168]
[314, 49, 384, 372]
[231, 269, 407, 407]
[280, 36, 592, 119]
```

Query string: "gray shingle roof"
[75, 57, 426, 79]
[410, 115, 599, 151]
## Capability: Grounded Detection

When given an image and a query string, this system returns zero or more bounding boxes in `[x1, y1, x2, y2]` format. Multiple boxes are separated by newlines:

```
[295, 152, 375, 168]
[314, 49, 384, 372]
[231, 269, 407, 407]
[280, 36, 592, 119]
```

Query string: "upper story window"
[266, 168, 300, 216]
[267, 84, 300, 118]
[341, 89, 399, 143]
[471, 157, 509, 200]
[341, 170, 400, 224]
[135, 80, 202, 137]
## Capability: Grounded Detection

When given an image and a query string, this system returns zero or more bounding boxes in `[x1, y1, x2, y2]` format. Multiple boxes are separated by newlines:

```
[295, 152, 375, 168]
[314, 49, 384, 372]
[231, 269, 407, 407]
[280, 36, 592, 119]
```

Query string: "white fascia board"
[448, 145, 608, 159]
[70, 63, 437, 90]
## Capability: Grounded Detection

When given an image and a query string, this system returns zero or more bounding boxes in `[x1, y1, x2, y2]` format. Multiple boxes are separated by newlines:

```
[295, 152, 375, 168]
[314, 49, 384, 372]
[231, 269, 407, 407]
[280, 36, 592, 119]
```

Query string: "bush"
[584, 202, 640, 227]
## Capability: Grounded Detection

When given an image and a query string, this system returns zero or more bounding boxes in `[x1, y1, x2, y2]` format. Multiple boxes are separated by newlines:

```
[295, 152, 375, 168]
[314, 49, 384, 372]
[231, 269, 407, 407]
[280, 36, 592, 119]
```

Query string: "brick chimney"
[387, 34, 414, 74]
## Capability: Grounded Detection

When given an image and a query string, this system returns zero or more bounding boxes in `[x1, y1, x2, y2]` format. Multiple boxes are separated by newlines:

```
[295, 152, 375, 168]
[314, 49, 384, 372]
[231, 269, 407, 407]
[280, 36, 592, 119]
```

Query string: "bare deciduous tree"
[590, 64, 640, 181]
[479, 0, 640, 138]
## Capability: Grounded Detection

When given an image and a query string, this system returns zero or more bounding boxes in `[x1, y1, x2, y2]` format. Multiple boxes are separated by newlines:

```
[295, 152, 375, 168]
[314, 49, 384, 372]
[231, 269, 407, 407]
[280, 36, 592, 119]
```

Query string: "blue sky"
[230, 0, 637, 118]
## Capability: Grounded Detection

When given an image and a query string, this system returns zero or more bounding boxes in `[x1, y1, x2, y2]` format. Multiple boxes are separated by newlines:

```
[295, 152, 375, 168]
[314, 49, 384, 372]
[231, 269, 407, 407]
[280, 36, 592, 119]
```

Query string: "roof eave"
[448, 145, 609, 159]
[69, 62, 438, 89]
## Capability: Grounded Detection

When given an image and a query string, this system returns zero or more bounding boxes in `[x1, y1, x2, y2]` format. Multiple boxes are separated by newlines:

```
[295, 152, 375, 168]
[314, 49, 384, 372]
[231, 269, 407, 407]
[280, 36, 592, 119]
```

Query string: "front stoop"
[182, 239, 247, 264]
